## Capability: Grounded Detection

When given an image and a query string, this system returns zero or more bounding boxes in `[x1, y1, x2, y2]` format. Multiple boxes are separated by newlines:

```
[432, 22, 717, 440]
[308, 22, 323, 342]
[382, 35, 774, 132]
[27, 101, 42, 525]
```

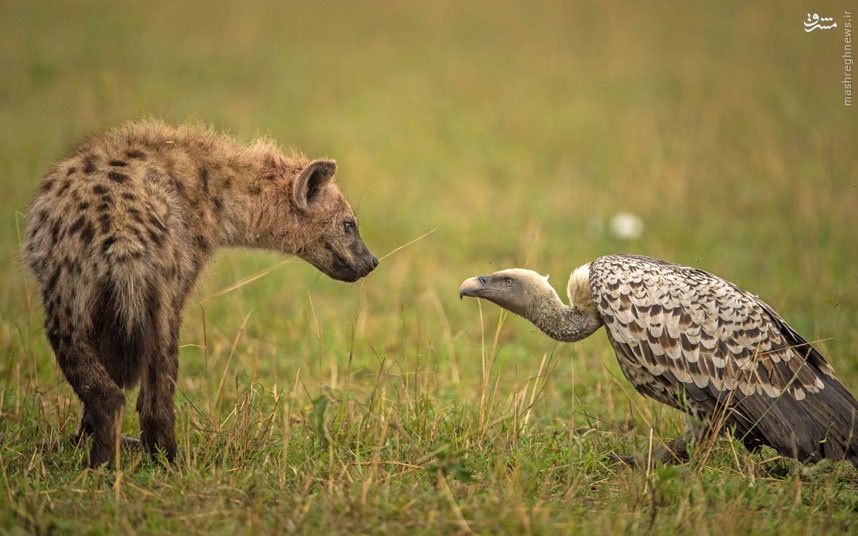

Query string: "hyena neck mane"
[208, 141, 317, 254]
[122, 121, 331, 255]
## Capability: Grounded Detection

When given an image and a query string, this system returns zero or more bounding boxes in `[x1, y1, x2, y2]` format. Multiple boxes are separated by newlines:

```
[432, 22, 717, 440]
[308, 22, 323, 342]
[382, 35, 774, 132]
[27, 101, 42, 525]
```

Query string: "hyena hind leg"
[135, 325, 180, 463]
[52, 340, 128, 468]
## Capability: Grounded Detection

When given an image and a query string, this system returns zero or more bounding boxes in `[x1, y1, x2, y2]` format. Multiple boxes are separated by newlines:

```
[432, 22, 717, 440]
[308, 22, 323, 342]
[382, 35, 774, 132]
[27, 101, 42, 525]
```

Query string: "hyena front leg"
[136, 322, 179, 462]
[74, 406, 140, 447]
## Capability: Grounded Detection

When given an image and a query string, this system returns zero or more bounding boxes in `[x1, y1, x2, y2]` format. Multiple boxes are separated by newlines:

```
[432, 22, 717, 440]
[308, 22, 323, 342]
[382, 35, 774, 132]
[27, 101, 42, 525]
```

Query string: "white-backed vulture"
[459, 254, 858, 466]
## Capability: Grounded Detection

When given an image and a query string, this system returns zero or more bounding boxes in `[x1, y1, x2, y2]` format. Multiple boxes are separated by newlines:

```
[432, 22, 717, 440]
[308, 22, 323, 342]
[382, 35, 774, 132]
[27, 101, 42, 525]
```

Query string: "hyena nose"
[361, 254, 378, 276]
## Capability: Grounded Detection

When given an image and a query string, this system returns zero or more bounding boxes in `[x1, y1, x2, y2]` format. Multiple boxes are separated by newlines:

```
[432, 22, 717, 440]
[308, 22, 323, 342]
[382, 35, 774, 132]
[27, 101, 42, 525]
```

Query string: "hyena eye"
[343, 220, 356, 234]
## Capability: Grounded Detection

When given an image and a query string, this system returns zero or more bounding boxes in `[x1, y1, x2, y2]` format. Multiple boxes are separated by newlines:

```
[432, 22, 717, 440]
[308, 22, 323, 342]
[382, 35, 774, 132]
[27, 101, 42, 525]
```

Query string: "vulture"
[459, 254, 858, 466]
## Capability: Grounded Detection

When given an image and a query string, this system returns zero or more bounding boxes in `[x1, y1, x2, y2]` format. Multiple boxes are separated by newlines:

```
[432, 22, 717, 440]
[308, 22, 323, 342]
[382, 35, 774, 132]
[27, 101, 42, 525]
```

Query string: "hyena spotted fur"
[24, 120, 378, 467]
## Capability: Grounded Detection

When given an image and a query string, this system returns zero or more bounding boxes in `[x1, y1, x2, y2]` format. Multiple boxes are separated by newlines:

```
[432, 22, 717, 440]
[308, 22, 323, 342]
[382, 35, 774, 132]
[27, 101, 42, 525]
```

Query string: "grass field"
[2, 1, 857, 533]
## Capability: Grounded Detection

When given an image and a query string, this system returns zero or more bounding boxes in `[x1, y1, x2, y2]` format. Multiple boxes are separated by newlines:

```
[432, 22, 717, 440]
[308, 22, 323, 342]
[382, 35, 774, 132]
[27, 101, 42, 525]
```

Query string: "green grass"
[2, 0, 857, 533]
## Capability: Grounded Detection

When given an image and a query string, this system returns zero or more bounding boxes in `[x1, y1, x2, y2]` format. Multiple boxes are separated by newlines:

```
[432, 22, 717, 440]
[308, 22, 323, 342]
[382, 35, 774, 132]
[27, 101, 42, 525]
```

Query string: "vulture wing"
[589, 254, 858, 464]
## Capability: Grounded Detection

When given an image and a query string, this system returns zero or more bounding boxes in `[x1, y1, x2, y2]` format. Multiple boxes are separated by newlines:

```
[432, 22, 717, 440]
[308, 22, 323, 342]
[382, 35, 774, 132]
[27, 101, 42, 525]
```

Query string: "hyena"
[23, 121, 378, 467]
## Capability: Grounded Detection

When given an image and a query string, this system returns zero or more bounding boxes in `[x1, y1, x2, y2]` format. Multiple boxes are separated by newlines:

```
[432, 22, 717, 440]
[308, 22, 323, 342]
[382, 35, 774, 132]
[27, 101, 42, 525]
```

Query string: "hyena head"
[292, 160, 378, 282]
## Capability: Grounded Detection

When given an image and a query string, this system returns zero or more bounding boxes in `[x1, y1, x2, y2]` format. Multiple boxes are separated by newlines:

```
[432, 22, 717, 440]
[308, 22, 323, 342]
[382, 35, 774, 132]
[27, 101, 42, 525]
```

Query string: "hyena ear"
[292, 159, 336, 211]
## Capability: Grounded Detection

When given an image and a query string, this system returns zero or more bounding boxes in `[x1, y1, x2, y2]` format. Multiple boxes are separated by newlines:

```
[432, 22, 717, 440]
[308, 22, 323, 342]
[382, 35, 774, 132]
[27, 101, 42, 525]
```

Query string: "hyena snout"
[303, 228, 378, 283]
[345, 241, 379, 282]
[326, 234, 378, 282]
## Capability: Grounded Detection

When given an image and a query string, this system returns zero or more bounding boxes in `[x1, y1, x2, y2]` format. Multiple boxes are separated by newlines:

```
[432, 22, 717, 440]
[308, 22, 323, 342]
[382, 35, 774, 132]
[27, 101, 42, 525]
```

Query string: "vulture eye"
[504, 277, 515, 287]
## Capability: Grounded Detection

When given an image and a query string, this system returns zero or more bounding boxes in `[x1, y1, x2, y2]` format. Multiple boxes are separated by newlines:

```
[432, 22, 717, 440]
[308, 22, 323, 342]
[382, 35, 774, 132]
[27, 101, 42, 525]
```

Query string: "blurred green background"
[1, 0, 857, 533]
[4, 0, 854, 376]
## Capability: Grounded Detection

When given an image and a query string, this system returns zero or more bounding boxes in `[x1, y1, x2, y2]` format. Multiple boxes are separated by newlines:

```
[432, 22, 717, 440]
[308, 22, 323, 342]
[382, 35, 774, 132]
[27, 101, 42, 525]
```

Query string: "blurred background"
[1, 0, 856, 447]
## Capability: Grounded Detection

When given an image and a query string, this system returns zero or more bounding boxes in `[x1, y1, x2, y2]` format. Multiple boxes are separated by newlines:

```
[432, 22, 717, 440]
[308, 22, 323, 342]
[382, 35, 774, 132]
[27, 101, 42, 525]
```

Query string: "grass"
[2, 0, 857, 533]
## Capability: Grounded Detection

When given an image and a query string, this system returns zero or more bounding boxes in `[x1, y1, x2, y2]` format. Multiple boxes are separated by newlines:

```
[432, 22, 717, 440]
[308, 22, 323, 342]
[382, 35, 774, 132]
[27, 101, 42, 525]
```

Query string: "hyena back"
[24, 121, 378, 467]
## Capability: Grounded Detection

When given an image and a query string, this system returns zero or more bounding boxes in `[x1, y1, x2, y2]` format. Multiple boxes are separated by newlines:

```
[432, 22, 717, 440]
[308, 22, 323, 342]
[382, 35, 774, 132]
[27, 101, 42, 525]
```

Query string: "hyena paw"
[140, 428, 177, 462]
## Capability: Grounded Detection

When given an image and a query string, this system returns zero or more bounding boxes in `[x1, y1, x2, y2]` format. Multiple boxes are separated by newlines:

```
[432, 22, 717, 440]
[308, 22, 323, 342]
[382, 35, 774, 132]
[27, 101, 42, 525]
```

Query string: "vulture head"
[458, 268, 561, 321]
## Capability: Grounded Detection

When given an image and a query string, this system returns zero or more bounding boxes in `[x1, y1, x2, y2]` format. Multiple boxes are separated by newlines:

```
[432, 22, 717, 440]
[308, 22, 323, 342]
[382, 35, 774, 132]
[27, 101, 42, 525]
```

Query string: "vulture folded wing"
[590, 254, 858, 464]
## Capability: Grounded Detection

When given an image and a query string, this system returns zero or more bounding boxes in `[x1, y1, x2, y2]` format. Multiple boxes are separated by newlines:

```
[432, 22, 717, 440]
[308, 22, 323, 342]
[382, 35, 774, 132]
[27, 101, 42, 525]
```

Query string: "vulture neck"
[527, 293, 603, 343]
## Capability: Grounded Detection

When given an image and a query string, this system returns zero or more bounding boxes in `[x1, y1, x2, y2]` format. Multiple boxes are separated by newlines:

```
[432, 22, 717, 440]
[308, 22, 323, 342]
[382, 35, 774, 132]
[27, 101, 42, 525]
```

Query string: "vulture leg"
[609, 418, 713, 468]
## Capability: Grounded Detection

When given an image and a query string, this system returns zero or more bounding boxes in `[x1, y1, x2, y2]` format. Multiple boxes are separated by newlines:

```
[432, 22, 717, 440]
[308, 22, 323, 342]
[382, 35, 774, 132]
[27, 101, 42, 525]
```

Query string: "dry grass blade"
[378, 227, 437, 261]
[199, 228, 434, 304]
[212, 310, 254, 418]
[200, 259, 296, 303]
[437, 473, 479, 536]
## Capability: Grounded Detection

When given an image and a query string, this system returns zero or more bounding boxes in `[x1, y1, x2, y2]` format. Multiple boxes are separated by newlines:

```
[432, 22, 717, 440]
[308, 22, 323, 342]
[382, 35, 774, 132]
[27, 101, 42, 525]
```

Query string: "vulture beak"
[459, 275, 490, 299]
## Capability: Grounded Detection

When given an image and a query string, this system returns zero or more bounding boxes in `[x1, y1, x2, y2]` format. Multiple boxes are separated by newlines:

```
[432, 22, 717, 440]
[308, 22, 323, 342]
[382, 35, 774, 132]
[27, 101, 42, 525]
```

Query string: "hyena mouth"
[319, 244, 378, 283]
[323, 242, 371, 282]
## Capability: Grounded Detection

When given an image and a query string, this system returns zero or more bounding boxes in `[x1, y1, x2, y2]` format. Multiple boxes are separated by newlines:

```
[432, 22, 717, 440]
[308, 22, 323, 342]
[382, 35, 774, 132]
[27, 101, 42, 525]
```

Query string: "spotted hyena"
[23, 121, 378, 467]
